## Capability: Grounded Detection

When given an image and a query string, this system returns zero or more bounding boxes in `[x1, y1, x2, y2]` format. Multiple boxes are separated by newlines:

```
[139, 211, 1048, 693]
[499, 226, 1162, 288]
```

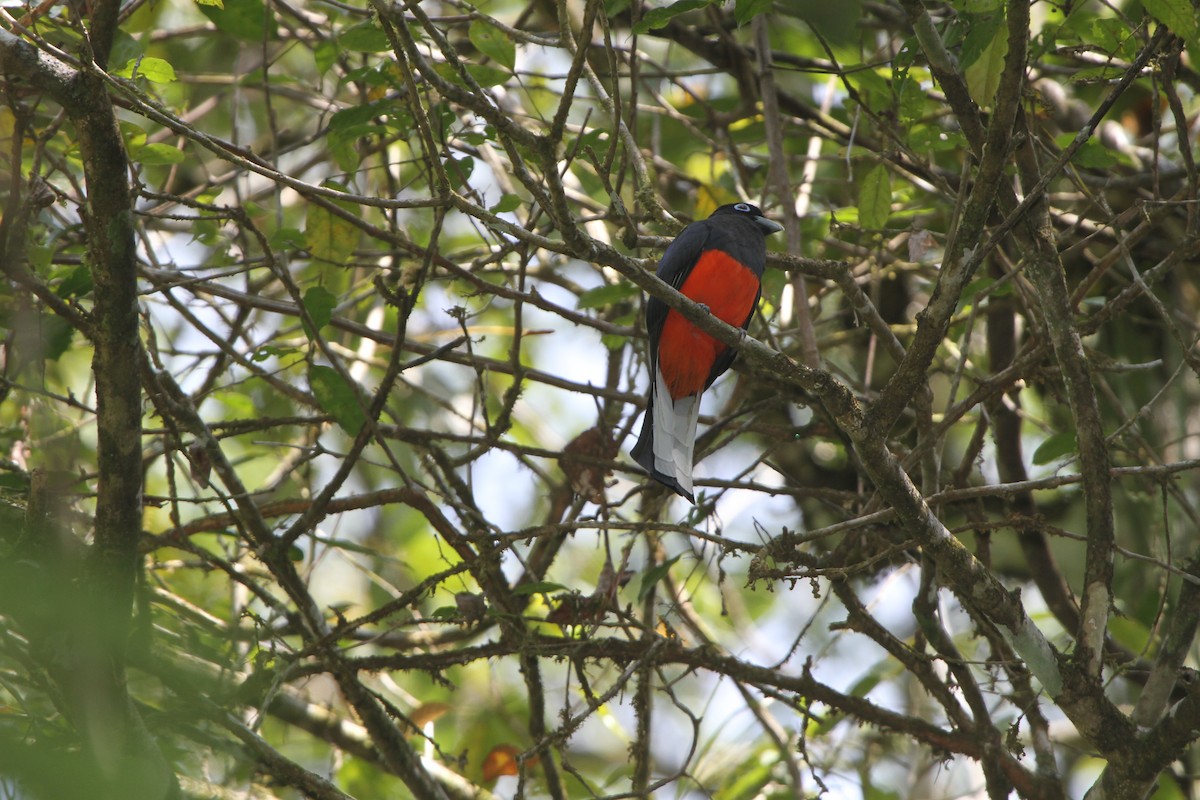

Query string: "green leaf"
[269, 227, 306, 251]
[778, 0, 863, 43]
[733, 0, 772, 26]
[304, 186, 359, 265]
[958, 11, 1005, 69]
[131, 143, 187, 165]
[108, 30, 142, 68]
[26, 244, 53, 272]
[197, 0, 274, 42]
[1032, 430, 1076, 465]
[468, 19, 516, 70]
[633, 0, 712, 34]
[116, 56, 176, 83]
[314, 39, 339, 75]
[577, 282, 639, 309]
[302, 286, 337, 340]
[309, 365, 366, 434]
[464, 64, 511, 88]
[12, 312, 74, 369]
[40, 313, 75, 362]
[1149, 770, 1189, 800]
[489, 193, 522, 214]
[953, 0, 1002, 10]
[857, 164, 891, 231]
[1143, 0, 1197, 38]
[572, 128, 608, 153]
[852, 69, 891, 114]
[251, 344, 295, 363]
[194, 0, 223, 6]
[340, 20, 391, 52]
[429, 605, 459, 620]
[600, 332, 629, 350]
[329, 103, 383, 132]
[1108, 615, 1151, 654]
[1091, 18, 1139, 60]
[964, 11, 1008, 106]
[1066, 139, 1118, 169]
[896, 74, 925, 124]
[713, 745, 778, 799]
[908, 124, 967, 154]
[511, 581, 568, 596]
[54, 265, 92, 299]
[444, 156, 475, 191]
[1069, 65, 1125, 85]
[638, 555, 681, 601]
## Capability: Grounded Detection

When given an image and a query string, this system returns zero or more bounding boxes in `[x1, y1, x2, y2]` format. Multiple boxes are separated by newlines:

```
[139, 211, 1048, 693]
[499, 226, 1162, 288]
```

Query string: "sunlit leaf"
[116, 56, 176, 84]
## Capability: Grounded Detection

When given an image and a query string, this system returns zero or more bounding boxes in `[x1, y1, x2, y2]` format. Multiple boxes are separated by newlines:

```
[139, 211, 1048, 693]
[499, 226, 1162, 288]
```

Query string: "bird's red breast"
[657, 249, 761, 399]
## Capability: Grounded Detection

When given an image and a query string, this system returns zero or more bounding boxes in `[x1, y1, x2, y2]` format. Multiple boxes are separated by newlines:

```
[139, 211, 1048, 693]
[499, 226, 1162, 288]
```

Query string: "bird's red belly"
[658, 250, 760, 399]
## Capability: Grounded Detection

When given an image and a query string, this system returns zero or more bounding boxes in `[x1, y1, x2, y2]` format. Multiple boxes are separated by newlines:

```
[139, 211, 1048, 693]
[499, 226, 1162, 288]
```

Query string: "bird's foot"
[696, 302, 711, 315]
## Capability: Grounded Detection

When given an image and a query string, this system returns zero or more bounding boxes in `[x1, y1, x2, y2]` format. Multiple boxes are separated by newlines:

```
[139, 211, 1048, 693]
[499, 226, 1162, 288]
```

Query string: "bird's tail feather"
[651, 367, 698, 500]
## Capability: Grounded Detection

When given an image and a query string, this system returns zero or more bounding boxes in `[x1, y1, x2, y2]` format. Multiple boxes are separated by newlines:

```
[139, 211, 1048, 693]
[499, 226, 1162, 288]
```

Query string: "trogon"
[631, 202, 783, 502]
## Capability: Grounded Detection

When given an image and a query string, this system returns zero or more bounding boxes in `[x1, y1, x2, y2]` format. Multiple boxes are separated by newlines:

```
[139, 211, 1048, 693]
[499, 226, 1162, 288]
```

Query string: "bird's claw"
[697, 303, 711, 315]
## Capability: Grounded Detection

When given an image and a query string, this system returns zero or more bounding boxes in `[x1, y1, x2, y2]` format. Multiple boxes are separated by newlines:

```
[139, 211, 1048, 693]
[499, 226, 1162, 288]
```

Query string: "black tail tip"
[644, 470, 695, 504]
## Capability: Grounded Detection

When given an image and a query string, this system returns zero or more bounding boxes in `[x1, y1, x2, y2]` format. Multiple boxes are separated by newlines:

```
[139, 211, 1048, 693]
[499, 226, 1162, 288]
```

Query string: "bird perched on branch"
[631, 203, 783, 502]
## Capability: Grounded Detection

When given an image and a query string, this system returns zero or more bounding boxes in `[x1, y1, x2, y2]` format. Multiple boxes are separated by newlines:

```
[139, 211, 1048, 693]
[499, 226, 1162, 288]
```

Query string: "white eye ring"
[734, 203, 751, 212]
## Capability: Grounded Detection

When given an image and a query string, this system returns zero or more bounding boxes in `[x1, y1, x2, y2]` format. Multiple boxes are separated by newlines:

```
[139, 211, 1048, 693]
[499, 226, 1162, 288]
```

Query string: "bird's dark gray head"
[710, 203, 784, 235]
